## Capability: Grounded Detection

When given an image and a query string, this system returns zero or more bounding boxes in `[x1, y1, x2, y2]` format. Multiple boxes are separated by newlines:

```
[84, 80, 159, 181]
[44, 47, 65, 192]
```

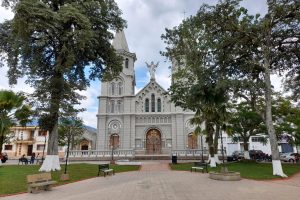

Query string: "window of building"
[118, 82, 122, 95]
[4, 145, 12, 150]
[151, 94, 155, 112]
[145, 98, 149, 112]
[111, 82, 115, 95]
[117, 100, 122, 113]
[38, 131, 47, 136]
[157, 98, 161, 112]
[251, 137, 264, 142]
[135, 139, 142, 148]
[125, 58, 129, 68]
[111, 100, 115, 113]
[166, 139, 172, 148]
[36, 144, 45, 151]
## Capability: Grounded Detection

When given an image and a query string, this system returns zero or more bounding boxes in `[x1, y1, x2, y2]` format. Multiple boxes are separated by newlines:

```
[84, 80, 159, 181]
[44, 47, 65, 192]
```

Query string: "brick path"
[2, 161, 300, 200]
[140, 160, 170, 171]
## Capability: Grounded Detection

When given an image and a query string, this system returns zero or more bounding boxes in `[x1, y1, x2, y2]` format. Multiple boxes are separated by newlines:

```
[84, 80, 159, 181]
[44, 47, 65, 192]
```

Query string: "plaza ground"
[1, 160, 300, 200]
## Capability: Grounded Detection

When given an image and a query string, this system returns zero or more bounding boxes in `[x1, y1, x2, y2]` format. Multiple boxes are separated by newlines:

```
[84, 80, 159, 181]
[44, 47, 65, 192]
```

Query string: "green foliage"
[0, 90, 33, 153]
[170, 162, 300, 180]
[271, 95, 300, 146]
[161, 0, 249, 156]
[58, 117, 84, 147]
[0, 0, 126, 154]
[229, 102, 265, 148]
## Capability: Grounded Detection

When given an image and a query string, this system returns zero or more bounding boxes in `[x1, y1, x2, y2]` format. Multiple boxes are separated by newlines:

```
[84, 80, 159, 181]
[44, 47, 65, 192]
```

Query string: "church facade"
[96, 31, 201, 154]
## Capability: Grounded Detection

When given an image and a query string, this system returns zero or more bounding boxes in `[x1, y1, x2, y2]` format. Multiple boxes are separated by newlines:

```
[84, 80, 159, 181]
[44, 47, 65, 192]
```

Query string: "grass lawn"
[0, 163, 140, 195]
[170, 160, 300, 180]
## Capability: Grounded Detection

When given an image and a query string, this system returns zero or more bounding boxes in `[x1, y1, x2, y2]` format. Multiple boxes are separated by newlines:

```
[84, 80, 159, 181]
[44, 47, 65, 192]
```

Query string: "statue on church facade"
[145, 61, 159, 80]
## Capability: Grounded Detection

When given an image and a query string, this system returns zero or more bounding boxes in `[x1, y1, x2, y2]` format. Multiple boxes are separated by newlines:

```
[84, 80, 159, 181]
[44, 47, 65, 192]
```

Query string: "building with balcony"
[2, 125, 97, 159]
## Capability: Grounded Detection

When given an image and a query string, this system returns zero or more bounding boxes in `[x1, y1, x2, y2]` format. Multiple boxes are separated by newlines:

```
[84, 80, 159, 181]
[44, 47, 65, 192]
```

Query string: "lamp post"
[64, 128, 71, 174]
[111, 145, 115, 164]
[201, 133, 204, 163]
[220, 132, 225, 164]
[41, 131, 47, 164]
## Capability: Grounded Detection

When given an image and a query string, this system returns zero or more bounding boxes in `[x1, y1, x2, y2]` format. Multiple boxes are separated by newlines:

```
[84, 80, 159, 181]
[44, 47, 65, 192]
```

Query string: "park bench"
[27, 173, 57, 193]
[98, 164, 114, 177]
[191, 162, 208, 173]
[18, 157, 29, 165]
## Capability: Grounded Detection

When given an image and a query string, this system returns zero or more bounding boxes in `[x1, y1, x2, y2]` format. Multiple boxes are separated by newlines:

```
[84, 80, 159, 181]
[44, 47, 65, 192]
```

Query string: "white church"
[96, 30, 199, 154]
[93, 30, 296, 158]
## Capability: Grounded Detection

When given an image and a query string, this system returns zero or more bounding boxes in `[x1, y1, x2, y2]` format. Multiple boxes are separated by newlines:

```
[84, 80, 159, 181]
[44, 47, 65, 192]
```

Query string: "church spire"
[112, 30, 129, 52]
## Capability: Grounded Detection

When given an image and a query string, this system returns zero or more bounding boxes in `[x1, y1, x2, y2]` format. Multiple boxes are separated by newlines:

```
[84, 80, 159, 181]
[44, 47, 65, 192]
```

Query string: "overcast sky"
[0, 0, 281, 128]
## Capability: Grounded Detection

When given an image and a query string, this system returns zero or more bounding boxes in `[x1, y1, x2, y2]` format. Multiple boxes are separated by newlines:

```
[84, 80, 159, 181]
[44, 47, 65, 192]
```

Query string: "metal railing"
[68, 149, 135, 158]
[171, 149, 226, 157]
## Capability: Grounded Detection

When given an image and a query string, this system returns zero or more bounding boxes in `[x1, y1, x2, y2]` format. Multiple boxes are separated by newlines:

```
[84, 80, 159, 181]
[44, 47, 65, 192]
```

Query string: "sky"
[0, 0, 281, 128]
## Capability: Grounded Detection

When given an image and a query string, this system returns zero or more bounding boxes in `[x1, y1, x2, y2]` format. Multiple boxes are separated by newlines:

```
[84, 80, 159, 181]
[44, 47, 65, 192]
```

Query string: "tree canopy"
[0, 90, 33, 154]
[0, 0, 126, 171]
[161, 0, 299, 176]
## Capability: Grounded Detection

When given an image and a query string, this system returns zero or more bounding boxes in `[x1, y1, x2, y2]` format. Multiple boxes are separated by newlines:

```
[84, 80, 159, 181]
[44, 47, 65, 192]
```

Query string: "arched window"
[111, 100, 115, 113]
[111, 82, 115, 95]
[157, 98, 161, 112]
[118, 82, 122, 95]
[125, 58, 129, 68]
[145, 98, 149, 112]
[117, 100, 122, 113]
[151, 94, 155, 112]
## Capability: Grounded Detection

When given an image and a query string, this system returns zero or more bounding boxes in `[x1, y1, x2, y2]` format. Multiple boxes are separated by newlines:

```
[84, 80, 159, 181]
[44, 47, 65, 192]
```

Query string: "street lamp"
[110, 145, 115, 164]
[200, 133, 204, 163]
[220, 132, 225, 164]
[41, 131, 47, 164]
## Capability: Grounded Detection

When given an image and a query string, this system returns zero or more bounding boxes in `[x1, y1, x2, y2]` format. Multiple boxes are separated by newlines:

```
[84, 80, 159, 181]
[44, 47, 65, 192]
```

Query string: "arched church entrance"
[187, 133, 198, 149]
[146, 129, 162, 154]
[109, 134, 120, 149]
[80, 140, 89, 150]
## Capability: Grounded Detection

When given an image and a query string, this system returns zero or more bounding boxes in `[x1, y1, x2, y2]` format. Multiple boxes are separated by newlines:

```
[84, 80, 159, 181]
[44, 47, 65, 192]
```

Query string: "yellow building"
[2, 126, 65, 159]
[2, 125, 96, 159]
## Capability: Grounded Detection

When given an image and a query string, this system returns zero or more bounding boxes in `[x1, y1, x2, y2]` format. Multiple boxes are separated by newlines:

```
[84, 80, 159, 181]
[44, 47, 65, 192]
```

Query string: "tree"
[58, 117, 84, 175]
[163, 0, 299, 177]
[0, 0, 126, 171]
[272, 95, 300, 151]
[161, 0, 250, 167]
[229, 102, 265, 159]
[0, 90, 32, 154]
[249, 0, 299, 177]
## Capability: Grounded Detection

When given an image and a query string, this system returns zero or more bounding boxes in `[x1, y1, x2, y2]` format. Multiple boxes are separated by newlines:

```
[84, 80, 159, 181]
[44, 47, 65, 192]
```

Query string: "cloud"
[0, 0, 275, 129]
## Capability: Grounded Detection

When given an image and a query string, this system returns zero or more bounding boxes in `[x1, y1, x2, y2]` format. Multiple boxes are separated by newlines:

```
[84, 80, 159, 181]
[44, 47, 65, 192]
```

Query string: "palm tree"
[191, 99, 228, 167]
[0, 90, 32, 154]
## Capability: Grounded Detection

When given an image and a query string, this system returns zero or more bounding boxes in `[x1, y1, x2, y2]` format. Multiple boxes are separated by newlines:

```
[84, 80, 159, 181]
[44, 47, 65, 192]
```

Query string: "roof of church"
[112, 30, 129, 52]
[135, 79, 168, 97]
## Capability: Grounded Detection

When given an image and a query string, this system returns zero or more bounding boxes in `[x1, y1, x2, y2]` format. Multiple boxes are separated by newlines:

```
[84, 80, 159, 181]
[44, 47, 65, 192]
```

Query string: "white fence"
[67, 149, 226, 158]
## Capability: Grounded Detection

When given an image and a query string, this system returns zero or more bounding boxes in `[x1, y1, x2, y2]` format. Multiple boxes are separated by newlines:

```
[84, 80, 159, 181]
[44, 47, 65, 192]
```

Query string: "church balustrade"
[171, 149, 225, 157]
[68, 149, 135, 157]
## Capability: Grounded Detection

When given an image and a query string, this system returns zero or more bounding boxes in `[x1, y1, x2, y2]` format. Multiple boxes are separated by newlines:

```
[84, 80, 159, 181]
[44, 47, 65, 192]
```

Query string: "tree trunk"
[263, 44, 286, 177]
[39, 72, 63, 172]
[213, 125, 221, 164]
[243, 137, 250, 159]
[0, 134, 4, 154]
[207, 122, 216, 167]
[47, 123, 59, 155]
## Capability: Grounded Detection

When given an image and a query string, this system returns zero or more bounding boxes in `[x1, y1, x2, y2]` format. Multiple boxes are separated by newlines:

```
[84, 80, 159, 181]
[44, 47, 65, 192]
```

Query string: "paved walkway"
[2, 161, 300, 200]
